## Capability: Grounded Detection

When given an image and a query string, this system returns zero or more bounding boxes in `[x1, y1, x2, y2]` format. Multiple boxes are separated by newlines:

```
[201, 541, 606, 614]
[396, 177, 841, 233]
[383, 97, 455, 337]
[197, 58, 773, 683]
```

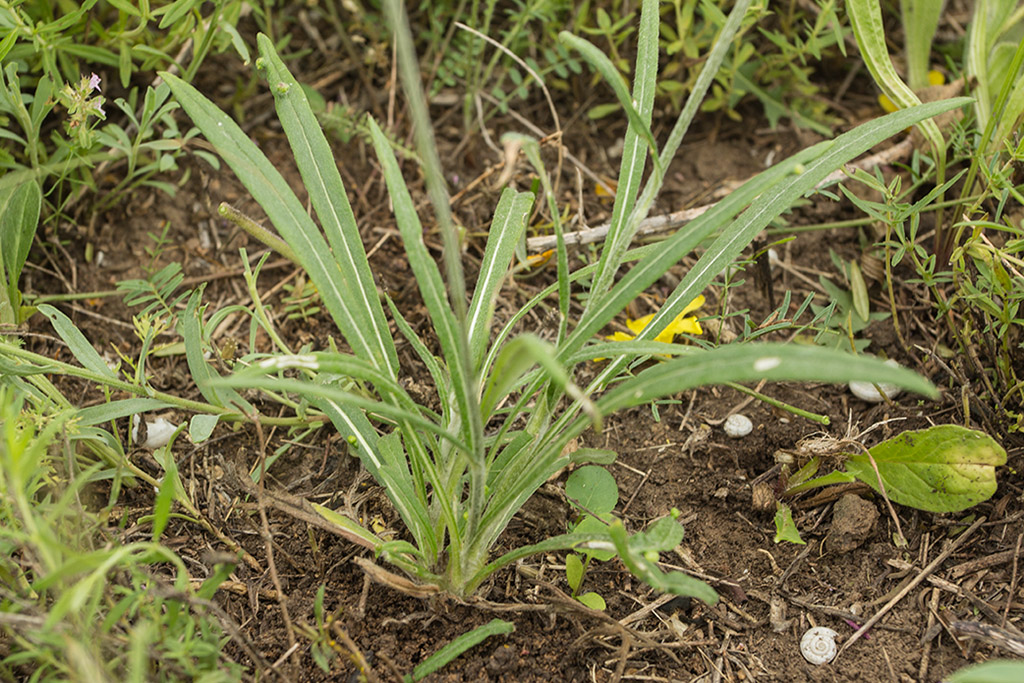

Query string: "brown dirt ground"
[19, 17, 1024, 683]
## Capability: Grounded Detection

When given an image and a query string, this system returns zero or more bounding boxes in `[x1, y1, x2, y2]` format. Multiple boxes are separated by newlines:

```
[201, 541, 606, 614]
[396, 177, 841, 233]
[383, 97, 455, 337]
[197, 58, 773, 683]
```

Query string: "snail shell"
[800, 626, 838, 665]
[723, 413, 753, 438]
[849, 359, 903, 403]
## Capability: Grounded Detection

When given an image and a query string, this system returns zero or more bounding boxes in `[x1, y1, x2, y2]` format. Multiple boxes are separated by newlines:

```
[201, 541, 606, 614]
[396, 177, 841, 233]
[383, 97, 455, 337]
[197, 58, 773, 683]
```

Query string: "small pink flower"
[89, 73, 101, 92]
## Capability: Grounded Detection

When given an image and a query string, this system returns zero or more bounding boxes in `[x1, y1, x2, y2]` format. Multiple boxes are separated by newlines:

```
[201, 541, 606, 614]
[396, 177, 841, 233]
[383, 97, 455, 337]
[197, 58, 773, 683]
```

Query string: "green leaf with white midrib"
[466, 189, 534, 371]
[848, 0, 945, 162]
[160, 72, 391, 376]
[627, 97, 969, 359]
[312, 393, 437, 560]
[560, 97, 970, 372]
[594, 344, 936, 414]
[368, 116, 479, 456]
[557, 32, 660, 172]
[254, 35, 398, 379]
[580, 0, 660, 310]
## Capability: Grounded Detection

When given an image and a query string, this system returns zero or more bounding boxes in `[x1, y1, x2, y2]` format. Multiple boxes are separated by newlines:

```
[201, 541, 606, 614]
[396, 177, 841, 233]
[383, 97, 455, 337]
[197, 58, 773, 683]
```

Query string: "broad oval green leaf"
[565, 465, 618, 515]
[845, 425, 1006, 513]
[576, 591, 607, 611]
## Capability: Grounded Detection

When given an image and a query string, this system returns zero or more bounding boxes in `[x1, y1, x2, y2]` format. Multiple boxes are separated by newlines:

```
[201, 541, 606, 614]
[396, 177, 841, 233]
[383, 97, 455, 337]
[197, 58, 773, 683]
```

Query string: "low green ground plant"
[0, 385, 245, 680]
[146, 0, 955, 603]
[0, 0, 249, 325]
[844, 0, 1024, 427]
[578, 0, 845, 133]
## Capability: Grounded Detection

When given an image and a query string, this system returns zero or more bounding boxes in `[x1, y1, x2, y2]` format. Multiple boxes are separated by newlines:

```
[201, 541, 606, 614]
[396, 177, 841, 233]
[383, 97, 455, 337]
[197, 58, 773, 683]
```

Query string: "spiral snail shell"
[800, 626, 838, 665]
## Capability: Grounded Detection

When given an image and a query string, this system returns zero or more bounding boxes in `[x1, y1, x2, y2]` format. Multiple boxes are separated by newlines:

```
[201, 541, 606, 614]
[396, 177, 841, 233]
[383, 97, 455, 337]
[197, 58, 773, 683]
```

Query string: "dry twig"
[838, 516, 985, 655]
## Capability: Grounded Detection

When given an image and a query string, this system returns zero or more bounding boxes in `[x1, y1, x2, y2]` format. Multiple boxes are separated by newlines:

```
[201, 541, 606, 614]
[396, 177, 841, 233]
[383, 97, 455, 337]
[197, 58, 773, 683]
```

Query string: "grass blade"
[408, 619, 514, 682]
[596, 344, 937, 414]
[560, 97, 971, 365]
[368, 116, 481, 457]
[580, 0, 661, 307]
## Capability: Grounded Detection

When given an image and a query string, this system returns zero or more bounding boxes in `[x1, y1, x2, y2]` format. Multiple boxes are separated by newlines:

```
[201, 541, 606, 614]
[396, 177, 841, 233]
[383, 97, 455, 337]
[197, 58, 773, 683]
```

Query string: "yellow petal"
[626, 313, 655, 335]
[878, 93, 898, 113]
[605, 331, 635, 342]
[927, 69, 945, 86]
[680, 295, 705, 316]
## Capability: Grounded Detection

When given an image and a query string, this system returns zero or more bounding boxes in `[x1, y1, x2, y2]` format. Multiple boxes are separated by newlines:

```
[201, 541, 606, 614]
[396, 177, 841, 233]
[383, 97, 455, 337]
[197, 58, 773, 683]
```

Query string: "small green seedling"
[564, 465, 620, 610]
[773, 503, 806, 545]
[810, 252, 888, 353]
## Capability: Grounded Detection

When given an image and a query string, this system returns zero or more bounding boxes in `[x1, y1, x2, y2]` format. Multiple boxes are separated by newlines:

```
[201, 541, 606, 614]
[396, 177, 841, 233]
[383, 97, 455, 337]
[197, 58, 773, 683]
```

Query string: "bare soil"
[22, 18, 1024, 683]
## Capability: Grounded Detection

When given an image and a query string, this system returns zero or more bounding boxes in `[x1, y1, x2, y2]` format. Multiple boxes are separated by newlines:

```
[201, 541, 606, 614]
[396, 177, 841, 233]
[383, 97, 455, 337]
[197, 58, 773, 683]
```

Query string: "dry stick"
[951, 621, 1024, 657]
[950, 544, 1024, 578]
[839, 516, 986, 655]
[330, 622, 386, 683]
[886, 556, 1024, 637]
[918, 587, 940, 682]
[526, 137, 916, 253]
[1003, 532, 1023, 629]
[250, 415, 299, 671]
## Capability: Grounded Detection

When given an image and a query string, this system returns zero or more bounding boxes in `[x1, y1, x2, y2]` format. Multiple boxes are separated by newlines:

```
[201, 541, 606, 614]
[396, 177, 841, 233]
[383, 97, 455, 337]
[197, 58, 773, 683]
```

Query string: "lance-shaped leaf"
[466, 189, 533, 370]
[160, 70, 397, 376]
[254, 34, 397, 377]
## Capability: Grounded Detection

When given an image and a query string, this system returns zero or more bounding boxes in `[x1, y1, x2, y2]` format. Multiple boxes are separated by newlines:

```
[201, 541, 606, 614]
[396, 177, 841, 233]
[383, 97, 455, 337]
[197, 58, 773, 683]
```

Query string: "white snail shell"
[723, 414, 753, 438]
[849, 359, 903, 403]
[800, 626, 838, 665]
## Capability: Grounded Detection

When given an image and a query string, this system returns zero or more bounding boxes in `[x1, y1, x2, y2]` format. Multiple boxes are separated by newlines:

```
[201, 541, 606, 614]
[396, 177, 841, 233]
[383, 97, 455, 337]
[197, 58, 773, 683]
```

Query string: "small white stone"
[723, 414, 753, 438]
[849, 359, 903, 403]
[800, 626, 838, 665]
[143, 417, 177, 449]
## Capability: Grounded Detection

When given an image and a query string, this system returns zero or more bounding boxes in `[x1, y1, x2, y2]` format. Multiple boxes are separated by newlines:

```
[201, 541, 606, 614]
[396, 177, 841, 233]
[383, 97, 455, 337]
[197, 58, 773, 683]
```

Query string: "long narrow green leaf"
[848, 0, 945, 162]
[558, 32, 659, 166]
[254, 35, 398, 378]
[560, 98, 970, 365]
[481, 334, 596, 425]
[466, 189, 534, 370]
[160, 72, 393, 374]
[182, 291, 253, 412]
[408, 619, 515, 682]
[75, 398, 172, 426]
[597, 344, 936, 414]
[901, 0, 943, 90]
[368, 116, 480, 457]
[579, 0, 661, 308]
[375, 431, 437, 558]
[0, 178, 40, 290]
[37, 305, 117, 380]
[212, 373, 470, 455]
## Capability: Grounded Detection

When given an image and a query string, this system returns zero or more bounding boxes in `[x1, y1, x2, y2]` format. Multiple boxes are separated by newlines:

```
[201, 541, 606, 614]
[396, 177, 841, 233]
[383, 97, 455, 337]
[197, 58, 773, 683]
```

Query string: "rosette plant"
[157, 0, 959, 601]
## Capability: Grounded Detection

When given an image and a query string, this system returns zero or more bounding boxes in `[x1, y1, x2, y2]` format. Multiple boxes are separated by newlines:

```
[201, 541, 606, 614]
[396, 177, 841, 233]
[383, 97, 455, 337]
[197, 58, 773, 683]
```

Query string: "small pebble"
[723, 413, 753, 438]
[849, 359, 903, 403]
[143, 417, 177, 449]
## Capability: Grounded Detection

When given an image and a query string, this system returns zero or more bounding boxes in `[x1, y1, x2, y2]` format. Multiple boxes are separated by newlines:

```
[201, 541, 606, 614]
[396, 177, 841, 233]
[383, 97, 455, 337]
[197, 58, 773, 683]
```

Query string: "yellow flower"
[606, 295, 705, 344]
